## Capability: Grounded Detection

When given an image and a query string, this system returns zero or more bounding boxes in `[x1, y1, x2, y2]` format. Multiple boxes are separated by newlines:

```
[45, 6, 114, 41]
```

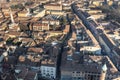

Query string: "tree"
[99, 5, 111, 13]
[10, 4, 24, 9]
[60, 16, 67, 25]
[25, 1, 34, 6]
[52, 23, 57, 30]
[99, 5, 120, 22]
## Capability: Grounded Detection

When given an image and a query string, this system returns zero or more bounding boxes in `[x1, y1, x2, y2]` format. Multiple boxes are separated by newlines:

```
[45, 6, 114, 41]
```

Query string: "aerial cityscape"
[0, 0, 120, 80]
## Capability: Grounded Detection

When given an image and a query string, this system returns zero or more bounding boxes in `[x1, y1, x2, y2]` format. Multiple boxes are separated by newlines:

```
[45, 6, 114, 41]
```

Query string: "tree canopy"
[10, 4, 24, 9]
[99, 5, 120, 22]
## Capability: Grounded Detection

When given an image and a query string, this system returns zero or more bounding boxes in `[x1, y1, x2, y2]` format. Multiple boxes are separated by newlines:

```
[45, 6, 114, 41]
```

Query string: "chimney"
[100, 64, 107, 80]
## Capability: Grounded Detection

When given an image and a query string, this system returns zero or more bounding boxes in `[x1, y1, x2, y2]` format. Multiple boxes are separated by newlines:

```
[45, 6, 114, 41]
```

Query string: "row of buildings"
[71, 0, 120, 79]
[60, 9, 120, 80]
[0, 0, 72, 80]
[0, 0, 120, 80]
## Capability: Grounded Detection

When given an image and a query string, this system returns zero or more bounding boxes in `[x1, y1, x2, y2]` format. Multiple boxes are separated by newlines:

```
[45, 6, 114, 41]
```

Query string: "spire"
[9, 8, 15, 24]
[102, 64, 107, 72]
[100, 64, 107, 80]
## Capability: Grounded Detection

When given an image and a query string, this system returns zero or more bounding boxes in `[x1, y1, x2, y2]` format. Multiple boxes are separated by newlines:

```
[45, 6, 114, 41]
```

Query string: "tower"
[100, 64, 107, 80]
[9, 7, 18, 28]
[10, 8, 15, 24]
[8, 3, 18, 28]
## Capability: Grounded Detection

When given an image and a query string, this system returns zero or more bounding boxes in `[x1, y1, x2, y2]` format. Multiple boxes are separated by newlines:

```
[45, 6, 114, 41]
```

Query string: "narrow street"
[56, 13, 72, 80]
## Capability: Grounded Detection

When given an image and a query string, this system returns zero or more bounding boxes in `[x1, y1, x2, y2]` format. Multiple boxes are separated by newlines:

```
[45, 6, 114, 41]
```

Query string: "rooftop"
[15, 66, 37, 80]
[61, 50, 119, 75]
[42, 15, 60, 21]
[45, 3, 61, 7]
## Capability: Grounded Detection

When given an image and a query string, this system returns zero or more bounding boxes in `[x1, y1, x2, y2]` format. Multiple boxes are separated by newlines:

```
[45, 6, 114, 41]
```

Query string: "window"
[51, 74, 53, 75]
[77, 72, 80, 73]
[43, 70, 45, 72]
[38, 26, 42, 31]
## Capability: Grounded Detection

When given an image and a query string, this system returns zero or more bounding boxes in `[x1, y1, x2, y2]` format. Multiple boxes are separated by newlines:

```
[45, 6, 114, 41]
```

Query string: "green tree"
[60, 16, 67, 25]
[99, 5, 120, 22]
[10, 4, 24, 9]
[25, 1, 34, 6]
